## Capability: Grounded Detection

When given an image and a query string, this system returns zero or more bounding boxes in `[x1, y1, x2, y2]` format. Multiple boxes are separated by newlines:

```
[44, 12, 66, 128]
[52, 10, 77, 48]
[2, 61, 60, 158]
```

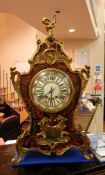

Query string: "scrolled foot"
[84, 153, 94, 160]
[11, 151, 25, 165]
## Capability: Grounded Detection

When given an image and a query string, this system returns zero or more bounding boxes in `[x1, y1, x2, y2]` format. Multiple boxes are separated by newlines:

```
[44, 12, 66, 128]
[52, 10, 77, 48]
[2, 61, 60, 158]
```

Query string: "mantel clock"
[10, 15, 92, 164]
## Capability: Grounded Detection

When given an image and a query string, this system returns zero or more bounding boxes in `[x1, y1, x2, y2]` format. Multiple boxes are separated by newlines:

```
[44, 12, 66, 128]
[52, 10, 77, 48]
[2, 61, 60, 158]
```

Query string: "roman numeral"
[52, 98, 56, 106]
[41, 76, 49, 84]
[49, 100, 53, 107]
[36, 87, 43, 93]
[42, 97, 50, 106]
[60, 88, 67, 93]
[55, 98, 61, 105]
[59, 95, 66, 101]
[55, 76, 62, 84]
[37, 94, 44, 101]
[59, 82, 65, 87]
[49, 75, 56, 81]
[44, 98, 49, 106]
[37, 81, 44, 87]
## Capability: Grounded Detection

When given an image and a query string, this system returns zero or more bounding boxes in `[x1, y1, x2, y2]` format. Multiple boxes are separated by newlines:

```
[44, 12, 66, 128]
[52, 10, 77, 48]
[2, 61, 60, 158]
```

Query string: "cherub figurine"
[42, 15, 56, 36]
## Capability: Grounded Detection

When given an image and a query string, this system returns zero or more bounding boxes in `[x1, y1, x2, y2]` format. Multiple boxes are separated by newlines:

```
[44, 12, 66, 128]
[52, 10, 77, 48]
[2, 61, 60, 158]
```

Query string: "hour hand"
[46, 86, 55, 95]
[50, 86, 55, 94]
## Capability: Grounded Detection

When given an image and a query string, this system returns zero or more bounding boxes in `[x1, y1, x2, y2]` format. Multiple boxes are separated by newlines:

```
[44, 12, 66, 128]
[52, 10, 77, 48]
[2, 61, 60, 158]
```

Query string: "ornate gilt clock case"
[10, 16, 92, 164]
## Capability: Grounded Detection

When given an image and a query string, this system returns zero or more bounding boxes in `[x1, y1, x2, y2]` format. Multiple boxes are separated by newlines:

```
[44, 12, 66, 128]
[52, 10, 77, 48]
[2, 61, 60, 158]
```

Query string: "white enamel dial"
[29, 68, 74, 113]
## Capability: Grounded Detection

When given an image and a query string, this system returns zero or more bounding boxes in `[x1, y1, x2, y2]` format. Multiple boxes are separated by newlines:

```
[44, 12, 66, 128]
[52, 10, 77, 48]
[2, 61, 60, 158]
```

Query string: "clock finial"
[42, 15, 56, 37]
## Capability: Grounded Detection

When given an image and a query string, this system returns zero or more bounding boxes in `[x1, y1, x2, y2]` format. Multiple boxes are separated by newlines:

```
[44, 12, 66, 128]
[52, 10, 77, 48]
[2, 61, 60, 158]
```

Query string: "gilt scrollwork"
[28, 40, 72, 69]
[35, 115, 70, 154]
[28, 15, 72, 70]
[80, 65, 90, 95]
[81, 65, 90, 79]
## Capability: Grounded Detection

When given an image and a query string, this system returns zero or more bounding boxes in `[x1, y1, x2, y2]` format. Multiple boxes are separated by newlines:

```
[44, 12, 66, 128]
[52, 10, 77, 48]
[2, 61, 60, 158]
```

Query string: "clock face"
[29, 68, 74, 113]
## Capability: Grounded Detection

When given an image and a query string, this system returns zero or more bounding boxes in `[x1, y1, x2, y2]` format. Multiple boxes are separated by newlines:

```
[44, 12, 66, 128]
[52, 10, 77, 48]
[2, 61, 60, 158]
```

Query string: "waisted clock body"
[10, 16, 92, 164]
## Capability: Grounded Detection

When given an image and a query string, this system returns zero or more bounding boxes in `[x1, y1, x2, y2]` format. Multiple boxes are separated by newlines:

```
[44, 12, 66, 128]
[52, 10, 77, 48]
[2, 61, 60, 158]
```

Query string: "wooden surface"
[0, 144, 105, 175]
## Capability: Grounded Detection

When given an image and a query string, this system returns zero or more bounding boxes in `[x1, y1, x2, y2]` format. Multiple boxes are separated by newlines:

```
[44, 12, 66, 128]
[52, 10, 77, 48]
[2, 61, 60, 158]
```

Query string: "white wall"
[0, 13, 38, 92]
[63, 0, 104, 131]
[0, 13, 37, 73]
[64, 0, 104, 95]
[64, 38, 104, 94]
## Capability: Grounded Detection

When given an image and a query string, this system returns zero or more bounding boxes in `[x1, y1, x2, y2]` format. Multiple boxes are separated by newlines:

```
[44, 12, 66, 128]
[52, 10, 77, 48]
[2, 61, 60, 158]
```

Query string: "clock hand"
[38, 88, 54, 101]
[38, 87, 56, 102]
[49, 89, 53, 106]
[45, 86, 55, 96]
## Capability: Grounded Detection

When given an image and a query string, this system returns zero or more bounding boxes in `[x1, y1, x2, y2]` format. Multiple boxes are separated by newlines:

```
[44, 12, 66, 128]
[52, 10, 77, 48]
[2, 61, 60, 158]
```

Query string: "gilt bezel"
[29, 68, 75, 113]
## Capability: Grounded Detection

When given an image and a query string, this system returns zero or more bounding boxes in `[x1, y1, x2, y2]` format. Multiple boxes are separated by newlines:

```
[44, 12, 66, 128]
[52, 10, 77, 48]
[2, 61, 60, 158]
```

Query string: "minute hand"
[45, 86, 55, 96]
[39, 87, 55, 101]
[49, 88, 53, 105]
